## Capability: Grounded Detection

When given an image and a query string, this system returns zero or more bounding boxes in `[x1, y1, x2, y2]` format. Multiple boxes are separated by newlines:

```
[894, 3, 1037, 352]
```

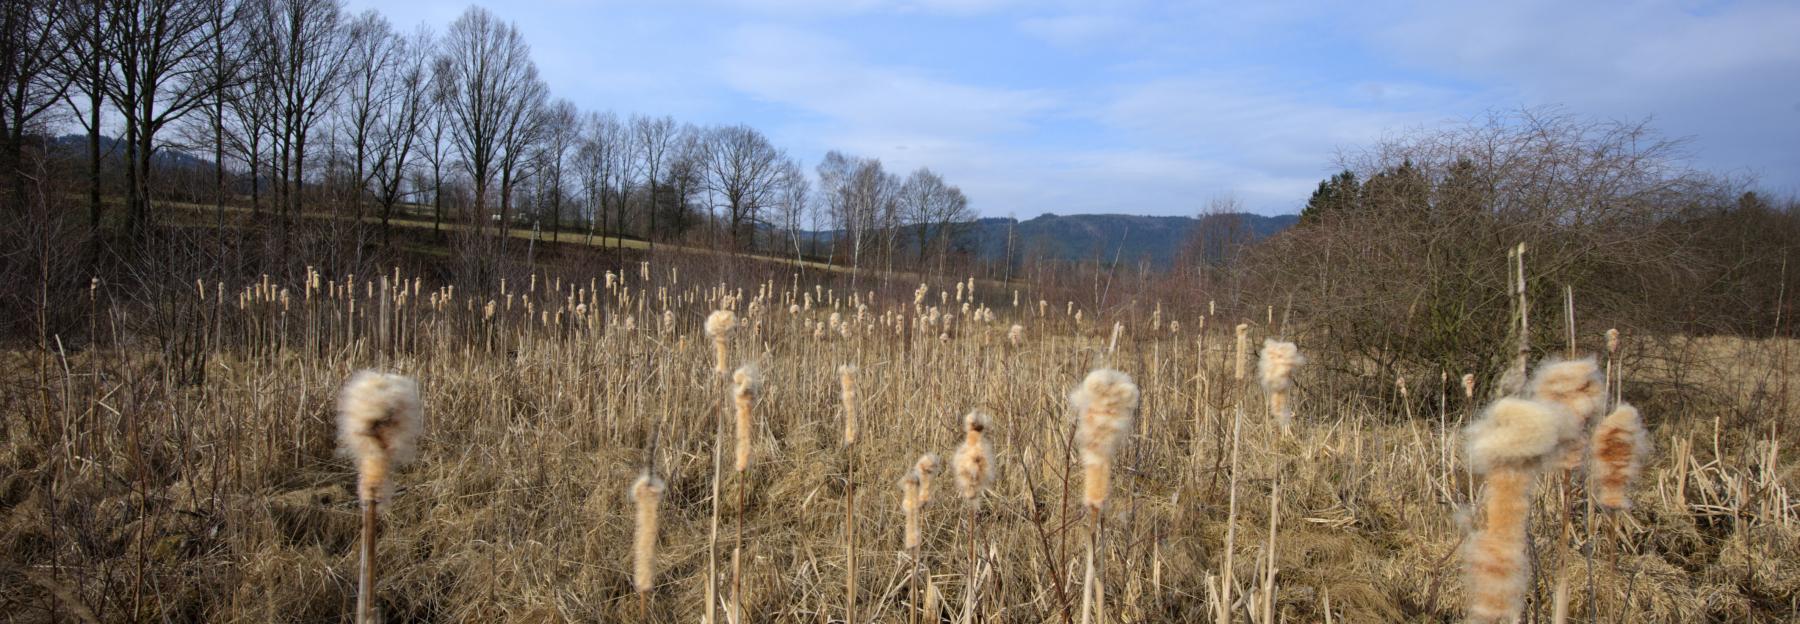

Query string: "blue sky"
[350, 0, 1800, 217]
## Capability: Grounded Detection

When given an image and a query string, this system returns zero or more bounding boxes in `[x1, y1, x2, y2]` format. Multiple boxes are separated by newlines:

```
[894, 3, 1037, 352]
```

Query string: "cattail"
[706, 310, 738, 375]
[915, 453, 940, 505]
[631, 471, 666, 593]
[1071, 369, 1138, 511]
[1257, 340, 1305, 431]
[1527, 357, 1604, 470]
[954, 411, 995, 501]
[1605, 328, 1620, 354]
[1234, 323, 1250, 381]
[337, 371, 424, 624]
[1008, 324, 1024, 347]
[900, 468, 924, 549]
[1590, 403, 1648, 510]
[839, 365, 859, 445]
[338, 371, 424, 503]
[1463, 397, 1573, 624]
[1462, 373, 1477, 400]
[732, 366, 759, 472]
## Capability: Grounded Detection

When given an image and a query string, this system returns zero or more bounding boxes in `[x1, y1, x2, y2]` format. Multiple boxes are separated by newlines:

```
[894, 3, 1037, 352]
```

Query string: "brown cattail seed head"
[914, 453, 940, 504]
[1465, 397, 1577, 475]
[1071, 369, 1139, 510]
[1257, 340, 1305, 429]
[900, 468, 924, 549]
[1590, 403, 1649, 510]
[337, 371, 424, 503]
[732, 366, 760, 472]
[1605, 328, 1620, 354]
[631, 471, 666, 593]
[838, 365, 859, 446]
[954, 411, 995, 502]
[1526, 357, 1605, 470]
[706, 310, 738, 375]
[1462, 373, 1477, 399]
[1008, 324, 1024, 347]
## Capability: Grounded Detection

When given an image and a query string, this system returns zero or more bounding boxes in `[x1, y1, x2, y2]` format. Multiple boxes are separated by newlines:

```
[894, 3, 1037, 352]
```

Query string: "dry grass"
[1, 267, 1797, 622]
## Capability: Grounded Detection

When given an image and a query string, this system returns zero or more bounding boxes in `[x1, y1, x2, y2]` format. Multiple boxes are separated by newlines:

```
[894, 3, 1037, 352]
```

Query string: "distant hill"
[963, 212, 1298, 266]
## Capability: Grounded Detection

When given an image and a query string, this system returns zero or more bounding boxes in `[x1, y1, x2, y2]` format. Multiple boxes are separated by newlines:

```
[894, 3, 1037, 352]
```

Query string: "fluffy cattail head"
[1590, 403, 1649, 510]
[914, 453, 940, 504]
[1071, 369, 1138, 510]
[1464, 397, 1577, 474]
[1527, 357, 1605, 469]
[954, 411, 996, 502]
[1257, 340, 1304, 392]
[1527, 357, 1605, 426]
[337, 371, 425, 503]
[706, 310, 737, 375]
[900, 467, 924, 548]
[631, 471, 666, 593]
[1008, 324, 1024, 347]
[1462, 373, 1477, 399]
[1606, 328, 1620, 354]
[732, 366, 760, 472]
[838, 365, 859, 446]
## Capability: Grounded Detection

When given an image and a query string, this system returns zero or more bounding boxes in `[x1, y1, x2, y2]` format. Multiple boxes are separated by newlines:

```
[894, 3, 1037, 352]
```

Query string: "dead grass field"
[1, 267, 1796, 623]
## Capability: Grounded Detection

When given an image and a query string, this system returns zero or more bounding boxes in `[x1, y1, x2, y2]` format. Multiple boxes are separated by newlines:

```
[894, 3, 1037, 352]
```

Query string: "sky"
[348, 0, 1800, 217]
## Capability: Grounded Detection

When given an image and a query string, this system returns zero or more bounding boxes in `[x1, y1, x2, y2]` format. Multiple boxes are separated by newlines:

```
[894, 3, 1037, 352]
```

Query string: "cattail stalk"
[902, 454, 938, 624]
[632, 471, 666, 618]
[706, 310, 737, 376]
[840, 365, 860, 624]
[1071, 370, 1138, 624]
[1257, 340, 1305, 434]
[730, 366, 758, 622]
[954, 411, 995, 624]
[337, 371, 424, 624]
[1463, 397, 1576, 624]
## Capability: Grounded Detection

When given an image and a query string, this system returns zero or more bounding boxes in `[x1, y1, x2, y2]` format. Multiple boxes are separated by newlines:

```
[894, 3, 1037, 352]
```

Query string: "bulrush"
[840, 365, 860, 445]
[631, 471, 666, 605]
[954, 411, 996, 501]
[1590, 403, 1648, 510]
[1527, 357, 1605, 470]
[840, 364, 862, 624]
[1463, 397, 1574, 624]
[337, 370, 424, 624]
[732, 366, 759, 473]
[1071, 369, 1139, 511]
[1071, 369, 1139, 624]
[1008, 324, 1024, 347]
[899, 453, 941, 624]
[1257, 340, 1305, 433]
[705, 310, 737, 376]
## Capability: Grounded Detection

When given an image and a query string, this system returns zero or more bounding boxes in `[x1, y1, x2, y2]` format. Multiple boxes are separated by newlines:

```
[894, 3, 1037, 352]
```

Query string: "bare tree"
[367, 25, 434, 245]
[55, 0, 112, 230]
[435, 5, 544, 260]
[1, 0, 69, 207]
[339, 10, 400, 224]
[630, 114, 674, 248]
[252, 0, 351, 261]
[899, 167, 971, 274]
[773, 158, 808, 262]
[703, 124, 785, 250]
[105, 0, 229, 235]
[575, 109, 626, 246]
[532, 98, 576, 238]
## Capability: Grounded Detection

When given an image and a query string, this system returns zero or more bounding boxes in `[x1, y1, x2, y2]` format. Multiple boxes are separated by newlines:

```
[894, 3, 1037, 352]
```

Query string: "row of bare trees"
[0, 0, 977, 278]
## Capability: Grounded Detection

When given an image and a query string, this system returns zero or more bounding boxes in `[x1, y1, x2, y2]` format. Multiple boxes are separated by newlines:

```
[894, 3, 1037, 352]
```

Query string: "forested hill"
[963, 212, 1298, 265]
